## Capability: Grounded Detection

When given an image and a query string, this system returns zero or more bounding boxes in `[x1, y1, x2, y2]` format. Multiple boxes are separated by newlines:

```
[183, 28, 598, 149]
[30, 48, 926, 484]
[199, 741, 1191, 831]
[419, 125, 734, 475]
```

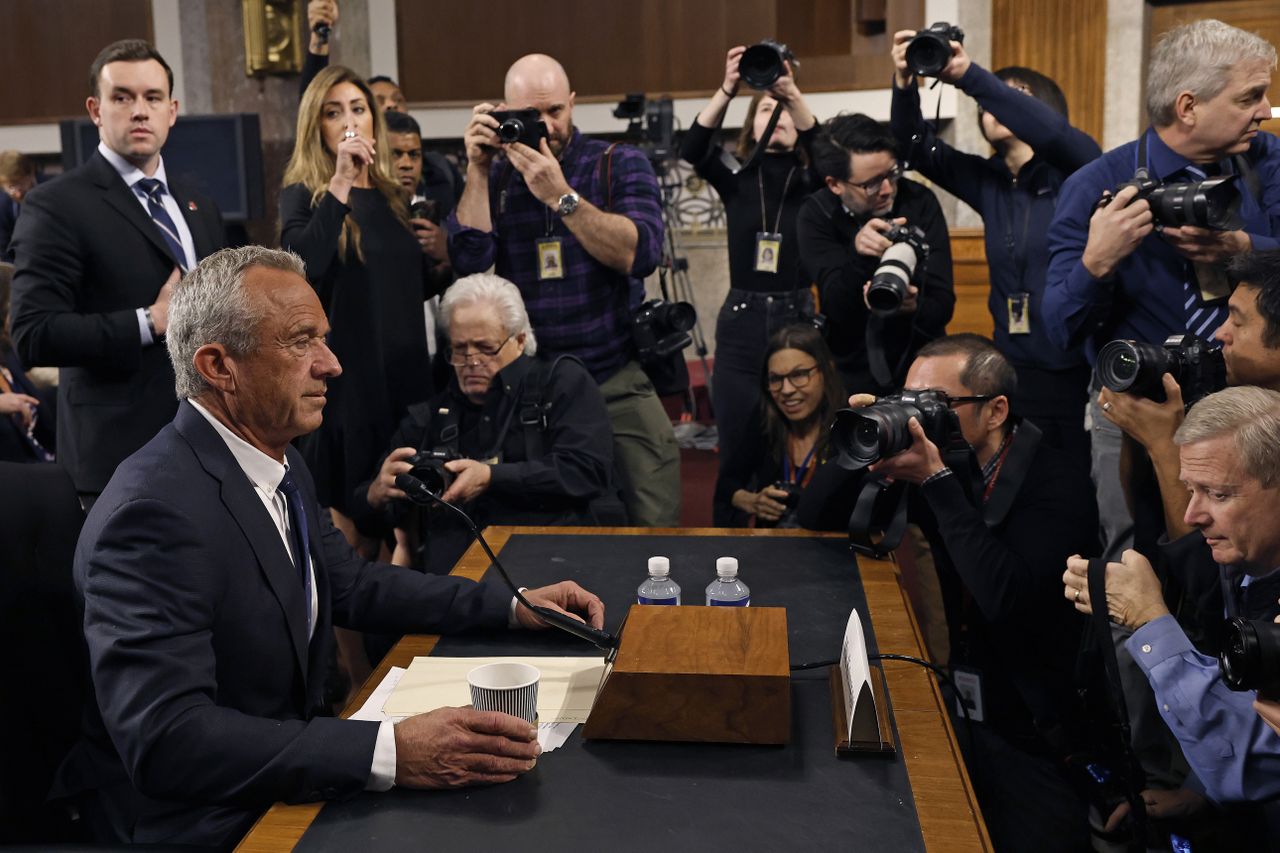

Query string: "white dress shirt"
[188, 400, 397, 790]
[97, 141, 198, 347]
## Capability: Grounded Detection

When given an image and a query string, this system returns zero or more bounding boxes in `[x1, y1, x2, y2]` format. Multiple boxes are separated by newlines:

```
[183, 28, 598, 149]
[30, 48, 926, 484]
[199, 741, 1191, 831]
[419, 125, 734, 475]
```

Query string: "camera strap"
[489, 355, 582, 462]
[865, 314, 915, 390]
[847, 438, 981, 558]
[1086, 558, 1149, 850]
[736, 101, 786, 174]
[847, 476, 910, 558]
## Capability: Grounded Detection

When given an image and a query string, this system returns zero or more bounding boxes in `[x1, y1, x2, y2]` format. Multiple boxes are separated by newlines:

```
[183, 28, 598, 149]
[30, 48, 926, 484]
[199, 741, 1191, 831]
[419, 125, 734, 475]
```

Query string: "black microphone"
[313, 22, 332, 44]
[394, 474, 618, 651]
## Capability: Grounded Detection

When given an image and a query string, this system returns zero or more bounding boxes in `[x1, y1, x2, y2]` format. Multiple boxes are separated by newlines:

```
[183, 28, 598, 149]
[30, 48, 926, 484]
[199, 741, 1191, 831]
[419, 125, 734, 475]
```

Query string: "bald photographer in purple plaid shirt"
[448, 54, 680, 526]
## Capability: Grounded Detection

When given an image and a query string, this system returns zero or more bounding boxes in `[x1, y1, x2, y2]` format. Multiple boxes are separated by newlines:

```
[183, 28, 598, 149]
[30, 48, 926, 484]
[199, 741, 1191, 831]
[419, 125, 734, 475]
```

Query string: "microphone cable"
[394, 473, 618, 651]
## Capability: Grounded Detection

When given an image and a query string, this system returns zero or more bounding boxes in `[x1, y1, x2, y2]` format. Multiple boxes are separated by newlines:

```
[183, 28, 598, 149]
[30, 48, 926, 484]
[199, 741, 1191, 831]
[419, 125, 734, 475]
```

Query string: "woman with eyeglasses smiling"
[715, 324, 851, 527]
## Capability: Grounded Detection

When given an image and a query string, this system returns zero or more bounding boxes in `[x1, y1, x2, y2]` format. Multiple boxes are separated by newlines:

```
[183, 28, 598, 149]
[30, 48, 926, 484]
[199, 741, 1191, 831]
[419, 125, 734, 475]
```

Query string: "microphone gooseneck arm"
[394, 474, 618, 651]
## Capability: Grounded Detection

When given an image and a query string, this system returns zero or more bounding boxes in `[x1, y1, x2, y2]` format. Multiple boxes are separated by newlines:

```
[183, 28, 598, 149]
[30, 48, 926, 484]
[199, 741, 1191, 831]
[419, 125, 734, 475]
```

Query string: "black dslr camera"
[831, 389, 962, 469]
[1096, 174, 1242, 231]
[760, 481, 803, 528]
[739, 39, 798, 89]
[632, 298, 696, 363]
[906, 22, 965, 76]
[771, 481, 802, 511]
[1220, 617, 1280, 700]
[867, 224, 930, 316]
[1095, 334, 1225, 406]
[406, 448, 464, 496]
[409, 199, 442, 226]
[488, 108, 548, 149]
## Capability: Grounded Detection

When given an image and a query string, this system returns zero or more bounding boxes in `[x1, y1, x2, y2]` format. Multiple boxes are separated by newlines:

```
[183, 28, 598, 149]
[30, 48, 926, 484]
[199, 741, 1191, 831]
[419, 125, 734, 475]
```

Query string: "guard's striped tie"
[134, 177, 187, 271]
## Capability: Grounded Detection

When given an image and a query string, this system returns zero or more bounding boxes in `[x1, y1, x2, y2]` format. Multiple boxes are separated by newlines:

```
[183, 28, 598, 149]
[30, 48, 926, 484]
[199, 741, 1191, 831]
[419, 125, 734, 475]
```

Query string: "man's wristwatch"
[556, 192, 580, 217]
[143, 306, 159, 340]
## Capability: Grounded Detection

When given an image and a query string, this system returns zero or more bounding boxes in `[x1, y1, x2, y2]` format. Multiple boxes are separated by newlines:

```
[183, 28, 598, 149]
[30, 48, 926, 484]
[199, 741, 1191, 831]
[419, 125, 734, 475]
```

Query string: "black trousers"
[710, 288, 814, 527]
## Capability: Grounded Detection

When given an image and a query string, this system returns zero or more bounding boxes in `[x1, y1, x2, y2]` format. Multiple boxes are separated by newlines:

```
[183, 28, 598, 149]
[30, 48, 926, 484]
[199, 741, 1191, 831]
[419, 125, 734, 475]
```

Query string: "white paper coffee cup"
[467, 662, 540, 723]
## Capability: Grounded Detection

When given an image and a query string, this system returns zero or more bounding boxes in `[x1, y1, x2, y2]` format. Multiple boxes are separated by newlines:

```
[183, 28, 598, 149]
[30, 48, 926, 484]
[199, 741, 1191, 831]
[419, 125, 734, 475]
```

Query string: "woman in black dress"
[281, 65, 441, 548]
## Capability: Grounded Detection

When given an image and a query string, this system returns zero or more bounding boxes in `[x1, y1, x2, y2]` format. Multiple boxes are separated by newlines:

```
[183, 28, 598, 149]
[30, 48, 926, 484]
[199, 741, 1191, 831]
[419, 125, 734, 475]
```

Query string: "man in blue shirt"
[1064, 385, 1280, 808]
[889, 32, 1100, 466]
[1044, 19, 1280, 565]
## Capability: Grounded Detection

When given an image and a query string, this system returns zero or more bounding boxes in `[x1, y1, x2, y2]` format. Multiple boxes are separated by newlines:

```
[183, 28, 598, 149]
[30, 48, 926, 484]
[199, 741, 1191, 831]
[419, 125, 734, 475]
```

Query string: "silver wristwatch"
[556, 191, 580, 217]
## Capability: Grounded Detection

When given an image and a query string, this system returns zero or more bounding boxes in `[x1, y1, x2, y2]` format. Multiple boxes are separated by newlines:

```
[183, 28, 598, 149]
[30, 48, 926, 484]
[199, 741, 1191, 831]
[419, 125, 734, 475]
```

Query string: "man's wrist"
[922, 466, 954, 486]
[1130, 603, 1172, 632]
[1081, 252, 1115, 281]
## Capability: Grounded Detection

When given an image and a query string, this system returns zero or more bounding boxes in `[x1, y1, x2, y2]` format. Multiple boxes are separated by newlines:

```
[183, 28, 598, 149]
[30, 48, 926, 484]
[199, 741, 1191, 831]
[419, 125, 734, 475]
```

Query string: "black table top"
[298, 533, 925, 852]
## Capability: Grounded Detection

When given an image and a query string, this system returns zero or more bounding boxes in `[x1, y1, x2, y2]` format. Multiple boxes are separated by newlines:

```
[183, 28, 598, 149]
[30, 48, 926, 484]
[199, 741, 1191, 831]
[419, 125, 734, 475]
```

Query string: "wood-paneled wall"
[990, 0, 1108, 146]
[395, 0, 922, 104]
[948, 229, 995, 339]
[0, 1, 153, 124]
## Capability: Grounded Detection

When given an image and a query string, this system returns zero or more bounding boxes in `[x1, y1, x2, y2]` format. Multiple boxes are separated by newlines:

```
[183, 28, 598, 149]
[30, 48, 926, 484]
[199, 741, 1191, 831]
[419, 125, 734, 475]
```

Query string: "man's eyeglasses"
[447, 333, 514, 366]
[849, 164, 903, 194]
[947, 393, 996, 407]
[767, 365, 819, 391]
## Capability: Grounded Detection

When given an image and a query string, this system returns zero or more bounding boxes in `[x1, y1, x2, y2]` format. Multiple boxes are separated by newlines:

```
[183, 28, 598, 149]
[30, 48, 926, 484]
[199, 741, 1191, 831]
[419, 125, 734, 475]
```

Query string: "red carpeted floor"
[678, 447, 718, 528]
[657, 357, 720, 528]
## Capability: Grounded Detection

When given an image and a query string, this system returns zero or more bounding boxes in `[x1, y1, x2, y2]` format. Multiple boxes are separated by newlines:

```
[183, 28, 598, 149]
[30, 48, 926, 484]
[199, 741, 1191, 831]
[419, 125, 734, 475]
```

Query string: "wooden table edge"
[237, 526, 990, 852]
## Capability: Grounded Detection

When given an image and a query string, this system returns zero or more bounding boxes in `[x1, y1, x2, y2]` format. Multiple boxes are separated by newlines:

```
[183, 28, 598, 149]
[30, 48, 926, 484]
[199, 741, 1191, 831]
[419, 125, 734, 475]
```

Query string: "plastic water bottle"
[637, 556, 681, 605]
[705, 557, 750, 606]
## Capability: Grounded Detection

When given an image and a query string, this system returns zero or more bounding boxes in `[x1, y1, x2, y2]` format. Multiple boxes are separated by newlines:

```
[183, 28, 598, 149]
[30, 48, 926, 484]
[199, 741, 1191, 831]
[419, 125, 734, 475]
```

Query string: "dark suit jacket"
[8, 151, 225, 493]
[0, 348, 55, 462]
[56, 401, 513, 847]
[0, 195, 17, 262]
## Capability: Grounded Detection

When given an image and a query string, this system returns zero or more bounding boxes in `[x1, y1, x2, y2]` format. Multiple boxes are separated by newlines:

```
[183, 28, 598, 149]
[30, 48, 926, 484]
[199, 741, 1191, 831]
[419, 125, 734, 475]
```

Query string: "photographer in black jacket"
[680, 45, 818, 526]
[796, 113, 954, 395]
[849, 334, 1097, 852]
[353, 273, 616, 576]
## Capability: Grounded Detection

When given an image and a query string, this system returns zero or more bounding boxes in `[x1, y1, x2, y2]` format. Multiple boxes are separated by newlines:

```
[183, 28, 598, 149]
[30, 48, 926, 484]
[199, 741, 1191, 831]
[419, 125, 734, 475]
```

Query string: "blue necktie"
[1180, 164, 1223, 339]
[134, 177, 188, 271]
[277, 470, 314, 637]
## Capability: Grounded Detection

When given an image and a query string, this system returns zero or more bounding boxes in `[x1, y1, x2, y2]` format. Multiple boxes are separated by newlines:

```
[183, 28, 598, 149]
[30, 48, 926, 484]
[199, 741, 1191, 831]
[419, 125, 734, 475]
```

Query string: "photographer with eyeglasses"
[713, 324, 853, 528]
[841, 334, 1098, 852]
[796, 113, 954, 395]
[353, 274, 618, 578]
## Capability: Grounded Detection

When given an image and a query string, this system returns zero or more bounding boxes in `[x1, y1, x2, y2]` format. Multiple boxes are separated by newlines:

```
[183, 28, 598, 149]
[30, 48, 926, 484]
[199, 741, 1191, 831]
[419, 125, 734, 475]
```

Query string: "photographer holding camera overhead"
[354, 274, 615, 580]
[679, 41, 819, 526]
[1043, 19, 1280, 566]
[889, 23, 1100, 467]
[1064, 386, 1280, 833]
[448, 53, 679, 527]
[796, 113, 954, 396]
[838, 334, 1097, 853]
